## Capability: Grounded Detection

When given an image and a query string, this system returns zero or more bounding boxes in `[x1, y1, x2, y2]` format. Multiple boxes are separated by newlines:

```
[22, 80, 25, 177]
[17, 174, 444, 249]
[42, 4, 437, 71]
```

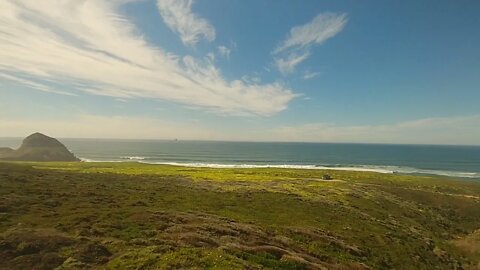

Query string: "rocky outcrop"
[0, 133, 79, 161]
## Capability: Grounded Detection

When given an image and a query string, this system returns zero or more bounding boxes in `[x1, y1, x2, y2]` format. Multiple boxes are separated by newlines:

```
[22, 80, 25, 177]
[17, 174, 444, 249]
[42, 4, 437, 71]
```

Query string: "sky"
[0, 0, 479, 145]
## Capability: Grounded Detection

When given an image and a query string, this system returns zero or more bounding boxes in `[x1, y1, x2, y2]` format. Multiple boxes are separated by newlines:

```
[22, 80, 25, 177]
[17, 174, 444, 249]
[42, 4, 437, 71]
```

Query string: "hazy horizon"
[2, 134, 480, 147]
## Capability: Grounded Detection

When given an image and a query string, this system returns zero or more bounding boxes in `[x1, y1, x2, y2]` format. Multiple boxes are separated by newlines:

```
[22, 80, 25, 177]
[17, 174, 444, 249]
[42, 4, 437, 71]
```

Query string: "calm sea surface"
[1, 138, 479, 179]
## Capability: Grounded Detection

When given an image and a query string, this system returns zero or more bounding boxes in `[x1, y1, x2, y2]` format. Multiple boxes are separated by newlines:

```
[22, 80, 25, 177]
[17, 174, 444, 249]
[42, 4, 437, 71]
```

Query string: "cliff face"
[0, 133, 79, 161]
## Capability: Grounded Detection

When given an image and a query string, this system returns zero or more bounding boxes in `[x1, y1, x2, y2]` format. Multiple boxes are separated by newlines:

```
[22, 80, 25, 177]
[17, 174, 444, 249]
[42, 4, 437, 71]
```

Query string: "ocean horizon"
[2, 137, 479, 179]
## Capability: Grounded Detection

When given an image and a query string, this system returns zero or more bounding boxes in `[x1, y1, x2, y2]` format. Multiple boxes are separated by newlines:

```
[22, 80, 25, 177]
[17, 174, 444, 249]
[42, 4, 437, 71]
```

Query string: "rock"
[322, 174, 333, 180]
[0, 133, 79, 161]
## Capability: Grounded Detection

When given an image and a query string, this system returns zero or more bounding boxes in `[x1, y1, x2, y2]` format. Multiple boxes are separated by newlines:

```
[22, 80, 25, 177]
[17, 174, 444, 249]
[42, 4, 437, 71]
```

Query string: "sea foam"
[78, 158, 480, 179]
[120, 156, 148, 160]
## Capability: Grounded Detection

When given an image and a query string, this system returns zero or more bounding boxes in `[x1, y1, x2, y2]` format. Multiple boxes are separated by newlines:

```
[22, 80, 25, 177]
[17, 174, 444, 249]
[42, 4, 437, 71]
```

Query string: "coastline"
[2, 138, 479, 179]
[78, 157, 480, 179]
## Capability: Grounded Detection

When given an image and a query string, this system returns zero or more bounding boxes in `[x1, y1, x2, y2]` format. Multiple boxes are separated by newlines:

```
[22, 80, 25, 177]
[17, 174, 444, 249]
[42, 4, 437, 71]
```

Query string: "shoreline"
[77, 157, 480, 179]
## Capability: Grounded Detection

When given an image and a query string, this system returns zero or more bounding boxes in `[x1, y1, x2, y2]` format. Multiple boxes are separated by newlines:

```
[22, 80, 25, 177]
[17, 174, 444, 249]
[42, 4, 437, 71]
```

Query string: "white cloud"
[274, 13, 348, 54]
[275, 51, 310, 75]
[303, 71, 320, 80]
[206, 52, 215, 62]
[156, 0, 215, 47]
[0, 0, 296, 116]
[0, 73, 76, 96]
[273, 12, 347, 74]
[217, 45, 231, 59]
[241, 74, 261, 84]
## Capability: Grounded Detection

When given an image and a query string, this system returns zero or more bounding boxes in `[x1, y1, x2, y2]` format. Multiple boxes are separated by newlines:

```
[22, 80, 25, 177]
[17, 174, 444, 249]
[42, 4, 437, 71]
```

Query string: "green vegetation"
[1, 161, 479, 269]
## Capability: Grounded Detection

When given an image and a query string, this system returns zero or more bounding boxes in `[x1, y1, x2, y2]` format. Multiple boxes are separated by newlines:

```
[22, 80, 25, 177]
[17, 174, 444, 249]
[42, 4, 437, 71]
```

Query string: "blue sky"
[1, 0, 479, 144]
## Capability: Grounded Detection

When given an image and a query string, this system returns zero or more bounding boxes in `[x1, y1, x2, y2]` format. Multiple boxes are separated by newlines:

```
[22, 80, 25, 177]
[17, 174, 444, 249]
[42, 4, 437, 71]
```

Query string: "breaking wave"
[120, 156, 148, 160]
[78, 157, 480, 179]
[150, 162, 480, 178]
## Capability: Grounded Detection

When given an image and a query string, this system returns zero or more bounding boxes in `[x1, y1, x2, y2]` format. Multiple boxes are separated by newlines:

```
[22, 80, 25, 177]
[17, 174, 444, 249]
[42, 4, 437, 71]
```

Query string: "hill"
[0, 133, 79, 161]
[0, 162, 479, 269]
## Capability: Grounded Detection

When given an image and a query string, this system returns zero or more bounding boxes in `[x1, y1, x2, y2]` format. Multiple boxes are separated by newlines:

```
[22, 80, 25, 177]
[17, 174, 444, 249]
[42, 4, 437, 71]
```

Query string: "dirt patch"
[299, 178, 345, 183]
[452, 229, 480, 256]
[152, 211, 366, 269]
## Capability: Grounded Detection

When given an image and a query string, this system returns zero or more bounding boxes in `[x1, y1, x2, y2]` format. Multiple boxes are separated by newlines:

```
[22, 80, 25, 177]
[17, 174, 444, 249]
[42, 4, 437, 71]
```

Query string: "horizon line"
[1, 136, 479, 147]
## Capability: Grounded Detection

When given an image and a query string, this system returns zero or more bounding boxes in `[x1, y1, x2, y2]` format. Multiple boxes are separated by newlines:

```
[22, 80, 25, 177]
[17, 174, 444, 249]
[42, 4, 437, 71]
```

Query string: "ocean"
[1, 138, 479, 179]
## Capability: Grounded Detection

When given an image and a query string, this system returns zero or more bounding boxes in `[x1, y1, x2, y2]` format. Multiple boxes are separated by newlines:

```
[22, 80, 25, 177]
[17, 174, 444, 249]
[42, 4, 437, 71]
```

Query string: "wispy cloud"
[156, 0, 215, 47]
[0, 73, 76, 96]
[303, 70, 320, 80]
[274, 13, 348, 54]
[241, 74, 261, 84]
[273, 12, 347, 74]
[275, 51, 310, 75]
[217, 45, 231, 59]
[0, 0, 296, 116]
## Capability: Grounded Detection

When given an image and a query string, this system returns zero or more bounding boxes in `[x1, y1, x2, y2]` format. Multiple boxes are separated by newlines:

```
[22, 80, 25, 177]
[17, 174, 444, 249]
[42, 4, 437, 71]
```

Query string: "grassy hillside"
[0, 162, 479, 269]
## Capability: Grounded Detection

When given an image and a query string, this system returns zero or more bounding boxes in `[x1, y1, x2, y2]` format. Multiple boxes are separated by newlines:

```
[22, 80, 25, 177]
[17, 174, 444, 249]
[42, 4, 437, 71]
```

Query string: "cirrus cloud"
[274, 12, 347, 74]
[0, 0, 296, 116]
[217, 45, 231, 59]
[156, 0, 215, 47]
